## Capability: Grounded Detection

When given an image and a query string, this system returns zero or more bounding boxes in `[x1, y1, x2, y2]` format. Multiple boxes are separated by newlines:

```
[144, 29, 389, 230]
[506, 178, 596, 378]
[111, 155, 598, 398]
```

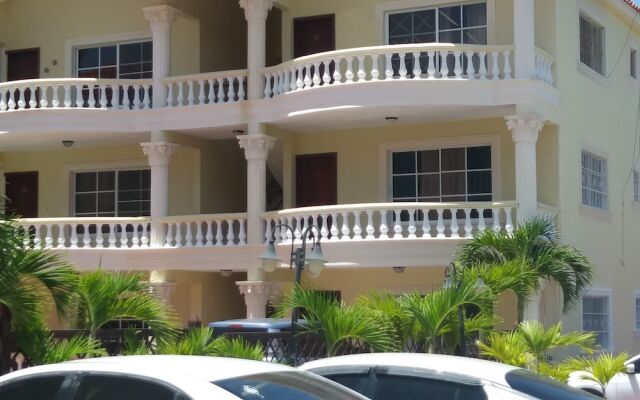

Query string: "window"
[634, 171, 639, 202]
[635, 293, 640, 331]
[583, 294, 611, 350]
[391, 145, 492, 203]
[631, 48, 638, 79]
[372, 374, 487, 400]
[505, 369, 602, 400]
[74, 375, 177, 400]
[76, 41, 152, 79]
[579, 14, 605, 75]
[387, 3, 487, 45]
[0, 375, 67, 400]
[581, 151, 608, 210]
[74, 169, 150, 217]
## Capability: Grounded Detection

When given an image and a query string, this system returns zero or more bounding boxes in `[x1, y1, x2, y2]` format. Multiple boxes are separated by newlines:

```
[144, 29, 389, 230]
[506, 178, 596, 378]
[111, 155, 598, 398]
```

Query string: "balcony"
[16, 201, 517, 271]
[0, 44, 557, 139]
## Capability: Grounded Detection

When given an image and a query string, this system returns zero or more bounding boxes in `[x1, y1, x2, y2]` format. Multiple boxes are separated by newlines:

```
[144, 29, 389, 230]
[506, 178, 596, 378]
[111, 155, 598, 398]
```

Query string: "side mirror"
[625, 363, 636, 374]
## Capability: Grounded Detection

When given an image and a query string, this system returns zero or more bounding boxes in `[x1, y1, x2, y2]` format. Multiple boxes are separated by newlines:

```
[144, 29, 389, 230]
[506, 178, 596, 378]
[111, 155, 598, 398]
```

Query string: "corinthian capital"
[141, 141, 178, 167]
[237, 134, 276, 161]
[143, 5, 180, 32]
[505, 115, 545, 143]
[239, 0, 274, 21]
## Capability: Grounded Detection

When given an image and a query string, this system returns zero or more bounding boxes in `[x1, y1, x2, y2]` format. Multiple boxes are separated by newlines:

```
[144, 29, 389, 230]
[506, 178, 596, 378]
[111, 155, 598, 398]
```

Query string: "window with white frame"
[582, 294, 611, 350]
[386, 2, 487, 45]
[74, 170, 150, 217]
[391, 145, 492, 203]
[581, 150, 608, 210]
[631, 48, 638, 79]
[634, 171, 639, 202]
[76, 41, 152, 79]
[635, 293, 640, 331]
[579, 13, 605, 76]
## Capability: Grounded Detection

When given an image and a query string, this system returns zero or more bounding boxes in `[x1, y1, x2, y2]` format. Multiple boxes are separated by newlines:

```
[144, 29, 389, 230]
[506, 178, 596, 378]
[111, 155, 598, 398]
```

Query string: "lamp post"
[259, 223, 327, 365]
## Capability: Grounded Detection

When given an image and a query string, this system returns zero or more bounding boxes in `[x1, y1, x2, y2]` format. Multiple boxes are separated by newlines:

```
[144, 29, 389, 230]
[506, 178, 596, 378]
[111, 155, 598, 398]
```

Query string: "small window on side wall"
[634, 171, 639, 202]
[631, 48, 638, 79]
[579, 13, 605, 76]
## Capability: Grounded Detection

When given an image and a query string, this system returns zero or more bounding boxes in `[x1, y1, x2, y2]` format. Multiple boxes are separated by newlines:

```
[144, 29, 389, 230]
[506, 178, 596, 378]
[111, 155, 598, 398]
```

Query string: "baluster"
[58, 224, 66, 248]
[296, 66, 304, 90]
[51, 85, 60, 108]
[505, 207, 514, 234]
[198, 80, 206, 105]
[120, 223, 130, 247]
[205, 221, 214, 246]
[17, 87, 26, 109]
[303, 64, 313, 88]
[454, 51, 463, 79]
[31, 86, 40, 108]
[238, 76, 246, 100]
[184, 222, 194, 247]
[70, 224, 78, 248]
[122, 85, 131, 109]
[492, 51, 500, 80]
[421, 209, 431, 238]
[440, 51, 450, 78]
[479, 51, 488, 80]
[238, 220, 247, 245]
[464, 208, 473, 238]
[371, 54, 380, 81]
[273, 219, 282, 243]
[322, 60, 332, 85]
[412, 52, 422, 78]
[176, 82, 184, 106]
[329, 212, 339, 240]
[437, 208, 445, 238]
[353, 211, 363, 240]
[320, 214, 329, 240]
[108, 224, 117, 248]
[407, 209, 417, 238]
[365, 210, 375, 239]
[32, 225, 41, 248]
[493, 208, 502, 232]
[87, 84, 97, 108]
[165, 83, 174, 107]
[44, 224, 53, 248]
[207, 79, 215, 104]
[187, 81, 195, 105]
[340, 212, 351, 240]
[357, 55, 366, 81]
[7, 88, 16, 109]
[227, 77, 237, 102]
[264, 72, 272, 98]
[345, 57, 355, 83]
[97, 85, 106, 109]
[290, 67, 298, 91]
[272, 73, 279, 96]
[282, 70, 290, 93]
[264, 218, 272, 244]
[379, 210, 389, 239]
[131, 223, 140, 248]
[195, 221, 204, 247]
[215, 220, 224, 246]
[173, 222, 183, 247]
[82, 223, 91, 247]
[477, 208, 486, 233]
[132, 84, 141, 109]
[226, 219, 235, 245]
[399, 52, 408, 79]
[112, 84, 121, 109]
[164, 223, 174, 247]
[503, 50, 512, 79]
[393, 210, 403, 238]
[333, 58, 343, 84]
[284, 217, 292, 242]
[277, 71, 284, 94]
[312, 62, 322, 86]
[214, 79, 222, 103]
[450, 209, 459, 238]
[465, 52, 476, 80]
[385, 53, 394, 80]
[143, 85, 151, 108]
[0, 89, 7, 111]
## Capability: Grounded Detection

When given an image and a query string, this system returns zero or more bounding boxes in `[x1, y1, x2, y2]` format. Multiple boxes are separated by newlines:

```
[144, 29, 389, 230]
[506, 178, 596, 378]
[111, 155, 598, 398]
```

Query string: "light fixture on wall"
[220, 269, 233, 277]
[385, 116, 399, 121]
[232, 129, 245, 134]
[392, 266, 406, 274]
[62, 140, 74, 148]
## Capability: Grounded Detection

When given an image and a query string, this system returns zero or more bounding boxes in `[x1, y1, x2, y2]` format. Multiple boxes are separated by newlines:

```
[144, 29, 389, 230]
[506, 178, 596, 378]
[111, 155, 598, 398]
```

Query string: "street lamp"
[259, 223, 328, 364]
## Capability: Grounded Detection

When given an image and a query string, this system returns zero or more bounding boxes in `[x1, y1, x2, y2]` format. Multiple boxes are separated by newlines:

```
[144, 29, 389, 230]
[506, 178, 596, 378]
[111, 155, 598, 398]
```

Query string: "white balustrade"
[163, 70, 248, 107]
[262, 202, 517, 243]
[534, 47, 555, 86]
[17, 217, 151, 249]
[0, 78, 153, 112]
[262, 44, 515, 98]
[159, 213, 247, 248]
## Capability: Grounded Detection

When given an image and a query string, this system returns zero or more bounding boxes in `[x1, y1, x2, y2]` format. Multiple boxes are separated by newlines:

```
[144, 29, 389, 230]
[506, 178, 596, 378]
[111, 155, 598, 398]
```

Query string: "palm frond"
[210, 337, 264, 361]
[15, 326, 105, 365]
[562, 353, 629, 394]
[479, 330, 532, 368]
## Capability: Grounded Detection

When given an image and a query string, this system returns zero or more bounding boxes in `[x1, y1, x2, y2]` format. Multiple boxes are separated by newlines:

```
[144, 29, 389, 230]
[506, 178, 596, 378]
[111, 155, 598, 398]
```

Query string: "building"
[0, 0, 639, 353]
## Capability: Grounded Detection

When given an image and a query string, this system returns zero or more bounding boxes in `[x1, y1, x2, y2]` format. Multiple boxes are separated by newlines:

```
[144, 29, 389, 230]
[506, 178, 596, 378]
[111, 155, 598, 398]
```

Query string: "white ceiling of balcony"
[0, 130, 150, 152]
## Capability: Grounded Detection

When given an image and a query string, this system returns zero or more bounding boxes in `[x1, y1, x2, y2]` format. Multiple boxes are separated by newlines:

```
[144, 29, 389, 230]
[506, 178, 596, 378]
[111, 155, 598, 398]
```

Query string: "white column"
[141, 141, 178, 247]
[143, 5, 180, 108]
[514, 0, 536, 79]
[237, 281, 280, 319]
[239, 0, 274, 100]
[0, 160, 5, 214]
[506, 116, 545, 221]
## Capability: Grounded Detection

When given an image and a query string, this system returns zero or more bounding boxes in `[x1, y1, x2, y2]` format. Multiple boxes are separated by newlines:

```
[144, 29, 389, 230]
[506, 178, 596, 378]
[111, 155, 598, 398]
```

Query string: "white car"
[0, 355, 370, 400]
[568, 353, 640, 399]
[300, 353, 600, 400]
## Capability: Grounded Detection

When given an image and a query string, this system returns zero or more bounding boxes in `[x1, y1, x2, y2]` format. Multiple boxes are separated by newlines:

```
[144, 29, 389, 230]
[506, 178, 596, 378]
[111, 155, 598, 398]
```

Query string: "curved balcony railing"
[262, 201, 517, 243]
[261, 43, 516, 98]
[534, 47, 555, 86]
[0, 78, 153, 112]
[158, 213, 247, 247]
[162, 70, 248, 108]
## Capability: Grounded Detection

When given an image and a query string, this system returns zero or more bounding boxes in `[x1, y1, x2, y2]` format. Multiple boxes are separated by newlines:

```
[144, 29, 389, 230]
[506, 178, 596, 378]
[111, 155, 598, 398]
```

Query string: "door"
[295, 153, 337, 207]
[5, 172, 38, 218]
[293, 15, 335, 58]
[6, 48, 40, 107]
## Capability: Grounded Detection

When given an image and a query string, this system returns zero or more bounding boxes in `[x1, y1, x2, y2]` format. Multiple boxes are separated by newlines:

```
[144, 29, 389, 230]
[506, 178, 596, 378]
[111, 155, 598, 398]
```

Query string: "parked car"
[300, 353, 600, 400]
[568, 353, 640, 399]
[0, 355, 370, 400]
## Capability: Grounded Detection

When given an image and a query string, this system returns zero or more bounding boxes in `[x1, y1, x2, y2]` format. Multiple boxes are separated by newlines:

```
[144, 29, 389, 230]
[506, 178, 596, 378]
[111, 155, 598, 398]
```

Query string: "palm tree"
[14, 324, 105, 365]
[455, 217, 593, 322]
[72, 270, 179, 342]
[354, 293, 417, 349]
[563, 352, 629, 398]
[0, 218, 78, 373]
[276, 286, 397, 356]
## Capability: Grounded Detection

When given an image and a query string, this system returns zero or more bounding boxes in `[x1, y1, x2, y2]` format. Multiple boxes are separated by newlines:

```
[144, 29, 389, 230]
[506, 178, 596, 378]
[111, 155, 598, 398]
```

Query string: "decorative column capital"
[143, 5, 180, 32]
[505, 115, 545, 143]
[237, 134, 276, 161]
[141, 141, 178, 167]
[149, 281, 177, 304]
[237, 281, 280, 298]
[239, 0, 274, 21]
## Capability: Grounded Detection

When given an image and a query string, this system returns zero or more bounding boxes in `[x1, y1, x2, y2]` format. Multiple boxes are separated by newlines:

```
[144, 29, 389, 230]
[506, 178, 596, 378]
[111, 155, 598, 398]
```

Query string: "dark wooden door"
[294, 15, 335, 58]
[295, 153, 337, 207]
[6, 48, 40, 81]
[5, 172, 38, 218]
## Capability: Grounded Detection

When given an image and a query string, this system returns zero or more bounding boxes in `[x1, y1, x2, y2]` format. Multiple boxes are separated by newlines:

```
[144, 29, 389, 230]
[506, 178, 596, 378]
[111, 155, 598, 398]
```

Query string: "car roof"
[300, 353, 519, 386]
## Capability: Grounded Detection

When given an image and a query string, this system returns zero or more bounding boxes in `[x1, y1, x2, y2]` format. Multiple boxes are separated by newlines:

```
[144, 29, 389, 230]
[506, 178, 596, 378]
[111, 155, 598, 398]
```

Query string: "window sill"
[579, 204, 612, 221]
[577, 61, 609, 87]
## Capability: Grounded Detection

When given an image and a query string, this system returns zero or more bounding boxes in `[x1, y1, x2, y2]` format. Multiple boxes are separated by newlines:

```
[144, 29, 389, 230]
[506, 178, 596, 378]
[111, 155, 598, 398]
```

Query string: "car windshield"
[213, 371, 366, 400]
[505, 369, 601, 400]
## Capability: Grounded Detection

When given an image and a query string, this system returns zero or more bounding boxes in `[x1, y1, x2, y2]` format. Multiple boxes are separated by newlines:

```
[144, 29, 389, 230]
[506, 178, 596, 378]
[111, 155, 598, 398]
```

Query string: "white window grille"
[581, 150, 608, 210]
[582, 294, 611, 350]
[74, 169, 150, 217]
[579, 14, 605, 75]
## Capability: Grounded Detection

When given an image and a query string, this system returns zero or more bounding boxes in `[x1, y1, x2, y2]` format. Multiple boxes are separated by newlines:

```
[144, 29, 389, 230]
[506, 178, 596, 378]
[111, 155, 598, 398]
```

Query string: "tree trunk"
[0, 304, 12, 375]
[517, 296, 525, 324]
